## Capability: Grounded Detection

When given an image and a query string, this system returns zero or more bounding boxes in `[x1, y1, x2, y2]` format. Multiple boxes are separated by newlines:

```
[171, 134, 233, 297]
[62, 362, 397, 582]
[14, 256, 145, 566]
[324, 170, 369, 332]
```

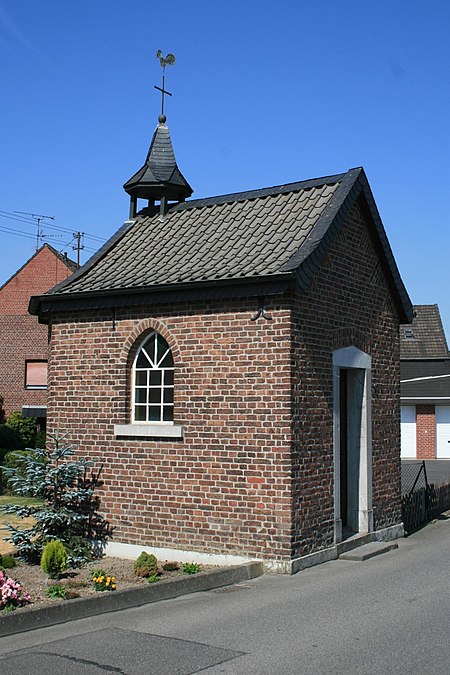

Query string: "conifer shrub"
[0, 427, 112, 565]
[134, 551, 158, 578]
[41, 540, 68, 579]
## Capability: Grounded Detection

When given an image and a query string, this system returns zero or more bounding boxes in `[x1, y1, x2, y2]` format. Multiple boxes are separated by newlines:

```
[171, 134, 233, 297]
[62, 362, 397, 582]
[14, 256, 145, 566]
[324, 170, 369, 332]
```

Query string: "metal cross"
[154, 51, 175, 117]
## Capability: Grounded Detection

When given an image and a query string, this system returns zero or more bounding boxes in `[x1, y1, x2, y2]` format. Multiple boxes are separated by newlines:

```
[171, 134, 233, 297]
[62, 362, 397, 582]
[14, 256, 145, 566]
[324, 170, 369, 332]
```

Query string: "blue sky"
[1, 1, 449, 337]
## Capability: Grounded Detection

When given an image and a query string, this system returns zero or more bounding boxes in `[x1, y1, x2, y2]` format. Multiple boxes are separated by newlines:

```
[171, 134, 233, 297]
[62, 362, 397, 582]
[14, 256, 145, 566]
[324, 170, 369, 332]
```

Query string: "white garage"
[436, 406, 450, 458]
[401, 405, 416, 459]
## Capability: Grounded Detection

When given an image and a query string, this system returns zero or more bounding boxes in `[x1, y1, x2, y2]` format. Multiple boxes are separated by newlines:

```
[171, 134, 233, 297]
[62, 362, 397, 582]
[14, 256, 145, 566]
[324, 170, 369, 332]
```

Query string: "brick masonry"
[416, 404, 436, 459]
[46, 200, 403, 563]
[0, 245, 74, 417]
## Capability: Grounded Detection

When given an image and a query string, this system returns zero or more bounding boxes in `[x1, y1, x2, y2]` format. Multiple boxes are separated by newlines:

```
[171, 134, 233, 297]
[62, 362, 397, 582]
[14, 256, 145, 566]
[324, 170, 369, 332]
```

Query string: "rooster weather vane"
[155, 50, 176, 121]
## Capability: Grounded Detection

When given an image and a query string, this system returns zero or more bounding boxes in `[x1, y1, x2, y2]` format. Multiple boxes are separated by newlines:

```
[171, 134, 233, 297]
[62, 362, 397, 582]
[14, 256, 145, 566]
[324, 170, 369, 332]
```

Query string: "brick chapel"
[30, 99, 413, 572]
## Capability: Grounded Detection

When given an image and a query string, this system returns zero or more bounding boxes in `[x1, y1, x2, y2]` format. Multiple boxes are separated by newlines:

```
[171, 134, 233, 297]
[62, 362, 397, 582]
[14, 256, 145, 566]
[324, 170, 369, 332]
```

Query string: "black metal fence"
[401, 460, 450, 534]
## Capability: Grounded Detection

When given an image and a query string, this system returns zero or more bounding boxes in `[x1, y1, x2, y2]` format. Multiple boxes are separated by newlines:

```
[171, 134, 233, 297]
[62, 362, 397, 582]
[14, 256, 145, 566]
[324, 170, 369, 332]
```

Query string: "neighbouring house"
[0, 244, 77, 425]
[29, 110, 413, 572]
[400, 305, 450, 460]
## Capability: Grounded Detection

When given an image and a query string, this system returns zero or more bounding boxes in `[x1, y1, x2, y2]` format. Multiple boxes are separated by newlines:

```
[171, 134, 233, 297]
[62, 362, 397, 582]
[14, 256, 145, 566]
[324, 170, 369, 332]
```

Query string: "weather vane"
[155, 50, 175, 120]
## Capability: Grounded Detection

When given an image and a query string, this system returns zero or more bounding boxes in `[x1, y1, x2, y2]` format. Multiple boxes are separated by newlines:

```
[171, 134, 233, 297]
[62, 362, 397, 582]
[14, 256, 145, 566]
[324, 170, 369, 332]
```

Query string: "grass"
[0, 495, 42, 555]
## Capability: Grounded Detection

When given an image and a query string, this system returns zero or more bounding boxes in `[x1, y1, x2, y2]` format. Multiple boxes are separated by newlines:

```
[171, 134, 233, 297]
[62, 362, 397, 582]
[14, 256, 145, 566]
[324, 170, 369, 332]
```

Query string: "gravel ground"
[3, 556, 205, 613]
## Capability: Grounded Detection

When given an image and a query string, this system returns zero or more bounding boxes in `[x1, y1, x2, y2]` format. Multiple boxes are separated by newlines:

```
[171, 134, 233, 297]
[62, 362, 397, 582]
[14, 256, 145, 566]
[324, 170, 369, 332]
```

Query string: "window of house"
[132, 332, 174, 423]
[25, 360, 48, 389]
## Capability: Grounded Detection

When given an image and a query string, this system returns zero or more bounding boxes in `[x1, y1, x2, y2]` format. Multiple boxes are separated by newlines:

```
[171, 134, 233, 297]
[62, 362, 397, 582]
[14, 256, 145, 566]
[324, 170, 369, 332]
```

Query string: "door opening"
[333, 347, 372, 543]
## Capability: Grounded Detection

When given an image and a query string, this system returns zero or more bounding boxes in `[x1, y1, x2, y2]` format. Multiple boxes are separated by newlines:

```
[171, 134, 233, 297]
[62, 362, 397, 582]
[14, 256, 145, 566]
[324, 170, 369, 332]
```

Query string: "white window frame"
[114, 331, 183, 439]
[132, 331, 174, 424]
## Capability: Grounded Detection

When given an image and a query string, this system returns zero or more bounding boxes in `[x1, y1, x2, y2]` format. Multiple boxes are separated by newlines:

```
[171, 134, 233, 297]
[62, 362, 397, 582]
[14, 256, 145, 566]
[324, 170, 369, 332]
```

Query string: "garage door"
[401, 406, 416, 458]
[436, 406, 450, 458]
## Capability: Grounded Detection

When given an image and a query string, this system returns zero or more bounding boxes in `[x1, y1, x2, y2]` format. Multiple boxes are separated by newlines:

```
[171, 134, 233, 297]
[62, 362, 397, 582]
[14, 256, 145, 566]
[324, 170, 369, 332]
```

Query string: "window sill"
[114, 423, 184, 439]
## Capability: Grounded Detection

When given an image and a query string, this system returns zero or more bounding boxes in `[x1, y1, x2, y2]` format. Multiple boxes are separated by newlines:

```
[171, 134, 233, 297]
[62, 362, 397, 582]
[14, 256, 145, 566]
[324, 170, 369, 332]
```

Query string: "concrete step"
[339, 541, 398, 562]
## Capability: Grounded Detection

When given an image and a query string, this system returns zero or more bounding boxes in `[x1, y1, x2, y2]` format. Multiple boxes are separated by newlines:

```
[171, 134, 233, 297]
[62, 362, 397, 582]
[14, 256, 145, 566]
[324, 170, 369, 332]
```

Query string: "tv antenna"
[15, 211, 55, 251]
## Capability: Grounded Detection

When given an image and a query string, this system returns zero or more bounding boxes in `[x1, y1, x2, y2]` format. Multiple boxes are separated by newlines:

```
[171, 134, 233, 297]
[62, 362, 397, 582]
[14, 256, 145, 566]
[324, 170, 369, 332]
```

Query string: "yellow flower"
[111, 584, 116, 590]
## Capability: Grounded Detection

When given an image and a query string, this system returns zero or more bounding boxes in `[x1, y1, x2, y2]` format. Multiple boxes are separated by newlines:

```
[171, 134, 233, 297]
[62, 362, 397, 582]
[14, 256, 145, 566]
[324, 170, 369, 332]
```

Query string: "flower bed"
[0, 556, 209, 613]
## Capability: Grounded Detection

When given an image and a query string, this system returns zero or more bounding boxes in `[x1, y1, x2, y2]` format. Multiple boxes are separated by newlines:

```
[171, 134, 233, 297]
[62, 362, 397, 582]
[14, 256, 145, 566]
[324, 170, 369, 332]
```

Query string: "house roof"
[29, 167, 413, 322]
[401, 373, 450, 403]
[0, 243, 77, 295]
[400, 305, 449, 360]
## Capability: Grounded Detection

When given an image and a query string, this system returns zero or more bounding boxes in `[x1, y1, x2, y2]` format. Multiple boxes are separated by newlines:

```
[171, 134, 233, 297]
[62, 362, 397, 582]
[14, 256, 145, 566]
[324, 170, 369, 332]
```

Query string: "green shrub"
[6, 411, 37, 447]
[0, 554, 16, 570]
[0, 425, 24, 453]
[147, 575, 159, 583]
[134, 551, 158, 578]
[45, 584, 67, 599]
[35, 430, 46, 449]
[41, 540, 68, 579]
[182, 562, 202, 575]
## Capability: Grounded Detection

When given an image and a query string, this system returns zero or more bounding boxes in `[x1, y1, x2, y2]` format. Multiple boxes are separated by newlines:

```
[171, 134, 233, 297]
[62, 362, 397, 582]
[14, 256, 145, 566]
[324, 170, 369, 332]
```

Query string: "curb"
[0, 561, 264, 637]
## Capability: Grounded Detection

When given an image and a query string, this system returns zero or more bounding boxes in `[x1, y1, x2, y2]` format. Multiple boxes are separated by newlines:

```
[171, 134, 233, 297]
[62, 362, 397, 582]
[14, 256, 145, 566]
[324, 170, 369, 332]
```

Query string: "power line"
[0, 210, 106, 243]
[0, 225, 36, 241]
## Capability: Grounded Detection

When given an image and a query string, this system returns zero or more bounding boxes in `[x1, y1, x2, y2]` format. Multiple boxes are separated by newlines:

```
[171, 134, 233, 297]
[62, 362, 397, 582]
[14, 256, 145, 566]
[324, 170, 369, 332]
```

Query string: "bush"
[182, 562, 202, 575]
[0, 426, 24, 454]
[0, 396, 5, 425]
[45, 584, 67, 599]
[6, 411, 37, 448]
[41, 540, 68, 579]
[0, 554, 16, 570]
[0, 427, 112, 565]
[35, 430, 46, 449]
[134, 551, 158, 578]
[162, 561, 179, 571]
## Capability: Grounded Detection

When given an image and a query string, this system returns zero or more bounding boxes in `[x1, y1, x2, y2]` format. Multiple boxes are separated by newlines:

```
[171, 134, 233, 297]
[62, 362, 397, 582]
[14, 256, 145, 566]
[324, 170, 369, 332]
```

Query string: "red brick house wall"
[416, 404, 436, 459]
[290, 200, 401, 558]
[46, 200, 403, 564]
[0, 245, 74, 417]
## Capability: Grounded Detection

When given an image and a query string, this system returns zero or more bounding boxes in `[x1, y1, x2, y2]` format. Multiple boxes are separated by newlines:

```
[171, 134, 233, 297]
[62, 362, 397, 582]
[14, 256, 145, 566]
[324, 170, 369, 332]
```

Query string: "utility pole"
[72, 231, 85, 267]
[16, 212, 55, 251]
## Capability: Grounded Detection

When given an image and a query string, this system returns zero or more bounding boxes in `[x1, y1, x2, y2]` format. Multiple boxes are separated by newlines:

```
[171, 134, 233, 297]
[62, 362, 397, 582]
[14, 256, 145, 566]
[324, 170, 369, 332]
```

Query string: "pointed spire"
[123, 52, 193, 217]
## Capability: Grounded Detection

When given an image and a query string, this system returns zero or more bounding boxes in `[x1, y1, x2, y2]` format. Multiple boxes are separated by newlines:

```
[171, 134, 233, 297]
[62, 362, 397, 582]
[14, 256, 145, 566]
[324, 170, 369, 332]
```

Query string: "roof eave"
[29, 272, 295, 318]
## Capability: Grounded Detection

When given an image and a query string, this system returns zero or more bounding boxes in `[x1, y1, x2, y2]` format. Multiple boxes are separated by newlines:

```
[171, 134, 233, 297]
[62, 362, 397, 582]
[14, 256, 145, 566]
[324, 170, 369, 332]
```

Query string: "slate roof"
[29, 167, 413, 321]
[123, 122, 192, 202]
[400, 305, 449, 360]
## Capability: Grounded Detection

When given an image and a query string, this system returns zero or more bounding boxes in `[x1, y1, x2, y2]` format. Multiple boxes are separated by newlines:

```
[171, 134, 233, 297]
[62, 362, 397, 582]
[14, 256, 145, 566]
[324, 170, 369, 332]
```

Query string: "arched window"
[132, 332, 174, 423]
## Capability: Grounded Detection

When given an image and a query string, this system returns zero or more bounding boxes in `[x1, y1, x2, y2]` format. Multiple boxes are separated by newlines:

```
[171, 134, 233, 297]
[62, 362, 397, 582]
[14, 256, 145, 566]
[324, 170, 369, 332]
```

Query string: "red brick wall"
[290, 200, 402, 557]
[48, 303, 293, 560]
[0, 246, 73, 417]
[416, 405, 436, 459]
[46, 199, 403, 562]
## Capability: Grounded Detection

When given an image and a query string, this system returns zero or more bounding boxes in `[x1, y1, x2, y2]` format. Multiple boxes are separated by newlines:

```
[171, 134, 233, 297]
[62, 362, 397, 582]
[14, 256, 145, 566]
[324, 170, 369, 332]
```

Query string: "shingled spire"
[123, 52, 193, 218]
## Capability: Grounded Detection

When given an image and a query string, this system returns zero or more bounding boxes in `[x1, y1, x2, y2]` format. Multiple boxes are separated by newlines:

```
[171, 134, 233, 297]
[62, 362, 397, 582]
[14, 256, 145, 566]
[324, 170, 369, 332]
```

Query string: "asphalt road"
[1, 515, 449, 674]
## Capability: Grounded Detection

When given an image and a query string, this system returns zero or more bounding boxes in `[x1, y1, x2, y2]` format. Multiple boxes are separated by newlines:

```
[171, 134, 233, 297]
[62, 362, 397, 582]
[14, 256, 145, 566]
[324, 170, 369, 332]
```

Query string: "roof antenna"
[15, 211, 55, 251]
[154, 50, 175, 123]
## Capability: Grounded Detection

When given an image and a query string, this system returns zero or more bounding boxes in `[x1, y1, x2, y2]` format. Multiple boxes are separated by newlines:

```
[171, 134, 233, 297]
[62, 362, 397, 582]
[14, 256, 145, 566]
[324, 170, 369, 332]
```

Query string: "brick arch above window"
[120, 318, 181, 367]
